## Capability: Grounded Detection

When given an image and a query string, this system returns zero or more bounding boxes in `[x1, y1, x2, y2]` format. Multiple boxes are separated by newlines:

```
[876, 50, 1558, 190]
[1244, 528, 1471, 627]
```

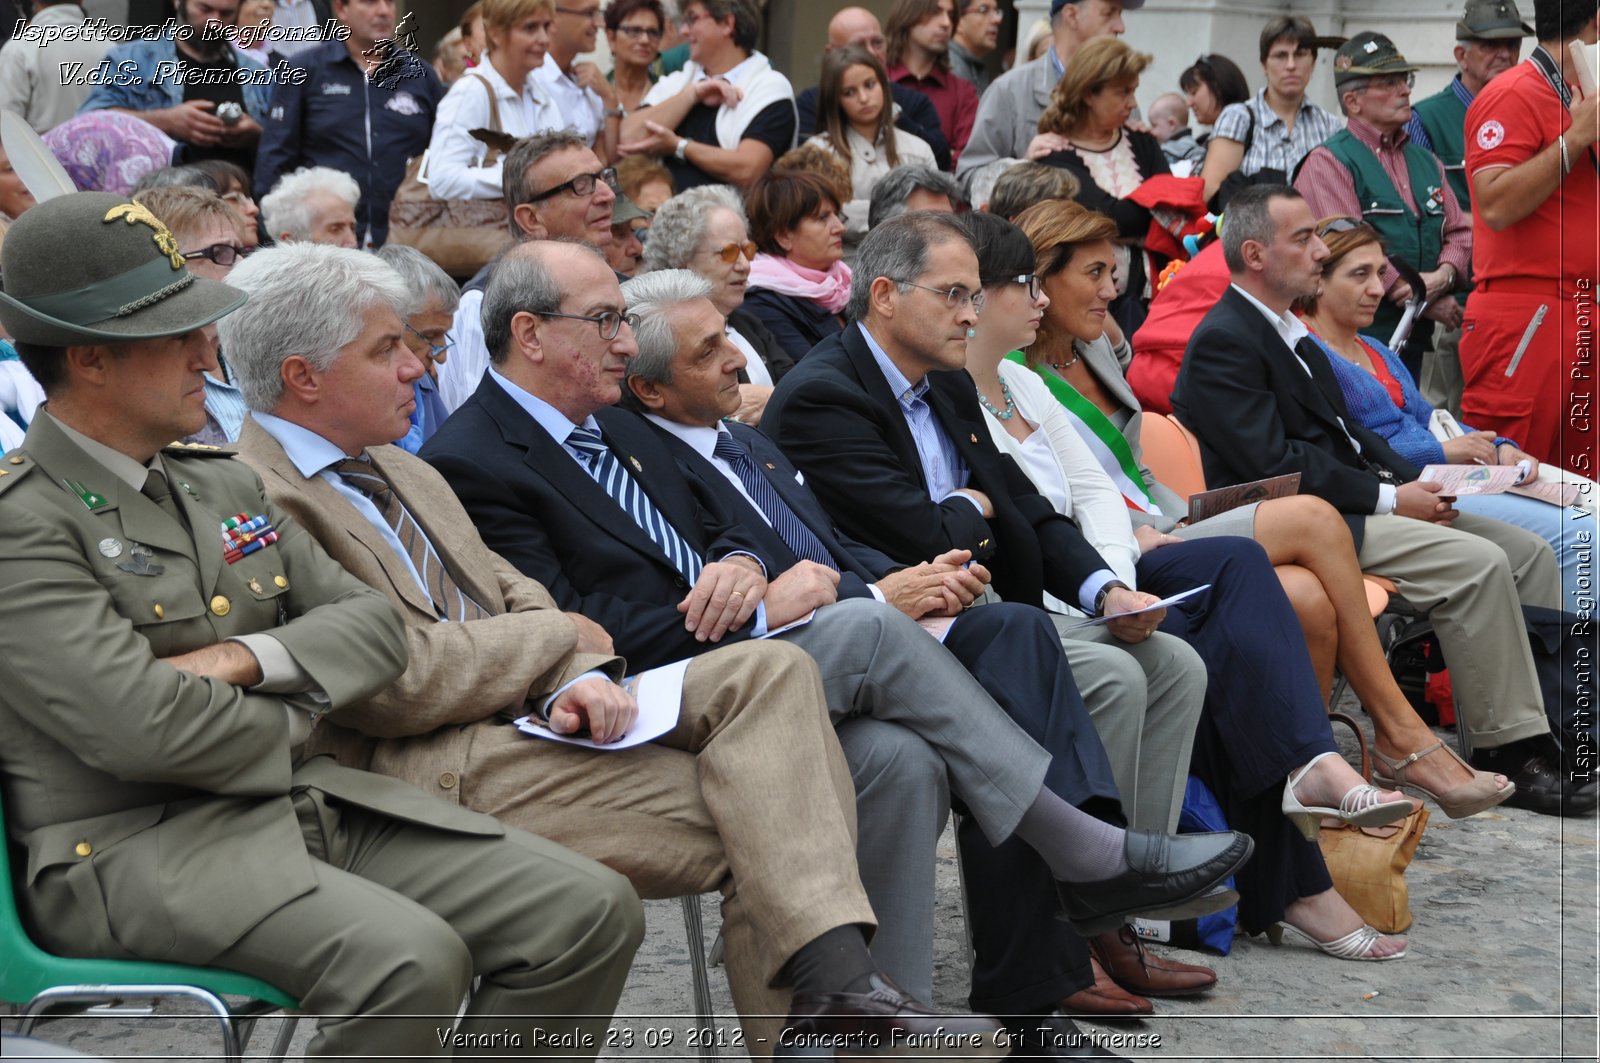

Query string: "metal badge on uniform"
[115, 542, 163, 576]
[220, 512, 279, 564]
[97, 537, 123, 559]
[65, 478, 108, 509]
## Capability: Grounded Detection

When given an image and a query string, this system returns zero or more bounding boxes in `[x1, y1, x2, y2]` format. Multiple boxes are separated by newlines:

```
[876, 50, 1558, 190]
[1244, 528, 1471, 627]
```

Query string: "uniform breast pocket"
[100, 572, 209, 657]
[220, 555, 294, 628]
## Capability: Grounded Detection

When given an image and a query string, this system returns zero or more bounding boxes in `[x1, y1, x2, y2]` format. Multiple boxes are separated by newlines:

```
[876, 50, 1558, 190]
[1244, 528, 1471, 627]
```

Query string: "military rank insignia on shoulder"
[163, 440, 238, 457]
[0, 451, 34, 494]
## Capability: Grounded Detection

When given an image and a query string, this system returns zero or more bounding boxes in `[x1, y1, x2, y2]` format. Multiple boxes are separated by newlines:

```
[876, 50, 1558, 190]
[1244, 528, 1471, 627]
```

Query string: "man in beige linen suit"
[226, 241, 1009, 1059]
[0, 192, 643, 1059]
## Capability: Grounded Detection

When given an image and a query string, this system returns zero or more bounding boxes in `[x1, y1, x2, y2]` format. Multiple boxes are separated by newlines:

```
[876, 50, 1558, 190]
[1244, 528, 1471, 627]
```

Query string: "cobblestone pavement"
[6, 723, 1597, 1061]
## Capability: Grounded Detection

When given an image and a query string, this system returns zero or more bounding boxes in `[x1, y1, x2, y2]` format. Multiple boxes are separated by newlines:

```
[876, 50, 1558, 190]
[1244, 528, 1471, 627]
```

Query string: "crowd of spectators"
[0, 0, 1595, 1058]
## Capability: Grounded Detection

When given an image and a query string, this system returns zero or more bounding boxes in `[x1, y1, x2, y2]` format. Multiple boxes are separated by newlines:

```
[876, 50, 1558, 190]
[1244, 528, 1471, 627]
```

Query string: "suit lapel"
[370, 445, 503, 617]
[163, 454, 224, 594]
[1079, 337, 1140, 413]
[840, 326, 931, 493]
[239, 420, 437, 618]
[1224, 289, 1356, 444]
[480, 384, 684, 573]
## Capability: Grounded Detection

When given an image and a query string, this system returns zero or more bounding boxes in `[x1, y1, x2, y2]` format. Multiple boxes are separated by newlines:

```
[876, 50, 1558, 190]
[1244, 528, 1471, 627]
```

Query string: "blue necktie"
[712, 432, 838, 572]
[567, 426, 703, 583]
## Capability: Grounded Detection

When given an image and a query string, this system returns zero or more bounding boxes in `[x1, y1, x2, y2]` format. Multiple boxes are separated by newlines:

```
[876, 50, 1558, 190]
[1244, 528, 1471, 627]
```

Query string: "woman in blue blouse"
[1299, 218, 1594, 614]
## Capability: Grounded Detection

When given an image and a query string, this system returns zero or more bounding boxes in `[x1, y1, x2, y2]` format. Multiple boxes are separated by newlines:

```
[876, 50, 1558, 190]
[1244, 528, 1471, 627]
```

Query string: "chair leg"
[267, 1013, 300, 1061]
[680, 894, 718, 1062]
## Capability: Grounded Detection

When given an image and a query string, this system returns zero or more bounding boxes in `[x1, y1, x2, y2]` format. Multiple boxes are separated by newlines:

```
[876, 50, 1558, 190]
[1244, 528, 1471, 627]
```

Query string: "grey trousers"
[1358, 511, 1561, 750]
[777, 598, 1054, 994]
[1050, 618, 1208, 834]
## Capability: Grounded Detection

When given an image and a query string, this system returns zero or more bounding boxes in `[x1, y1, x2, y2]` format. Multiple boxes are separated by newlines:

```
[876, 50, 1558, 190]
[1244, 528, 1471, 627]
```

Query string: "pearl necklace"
[976, 377, 1018, 421]
[1046, 350, 1080, 371]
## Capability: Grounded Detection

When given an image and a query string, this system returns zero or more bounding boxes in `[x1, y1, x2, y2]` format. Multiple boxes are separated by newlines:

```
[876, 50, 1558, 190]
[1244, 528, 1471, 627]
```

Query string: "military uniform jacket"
[0, 412, 499, 966]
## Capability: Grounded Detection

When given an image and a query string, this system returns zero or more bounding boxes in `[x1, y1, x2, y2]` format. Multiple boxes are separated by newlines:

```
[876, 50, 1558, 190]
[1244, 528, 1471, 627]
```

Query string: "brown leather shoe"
[1059, 957, 1153, 1017]
[1089, 927, 1216, 998]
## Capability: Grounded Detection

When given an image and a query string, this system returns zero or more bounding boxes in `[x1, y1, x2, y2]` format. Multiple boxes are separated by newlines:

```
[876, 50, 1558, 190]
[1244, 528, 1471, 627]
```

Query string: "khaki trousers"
[460, 639, 873, 1057]
[1358, 511, 1560, 749]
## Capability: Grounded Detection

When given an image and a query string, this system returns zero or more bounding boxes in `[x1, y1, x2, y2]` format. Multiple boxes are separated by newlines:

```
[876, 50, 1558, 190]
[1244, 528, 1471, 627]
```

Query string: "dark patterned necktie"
[712, 432, 838, 571]
[331, 456, 489, 622]
[566, 426, 703, 582]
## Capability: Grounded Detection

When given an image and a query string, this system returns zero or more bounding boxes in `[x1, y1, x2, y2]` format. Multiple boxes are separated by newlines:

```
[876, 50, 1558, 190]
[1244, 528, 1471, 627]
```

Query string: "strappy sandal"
[1266, 922, 1407, 961]
[1373, 740, 1516, 819]
[1282, 751, 1413, 841]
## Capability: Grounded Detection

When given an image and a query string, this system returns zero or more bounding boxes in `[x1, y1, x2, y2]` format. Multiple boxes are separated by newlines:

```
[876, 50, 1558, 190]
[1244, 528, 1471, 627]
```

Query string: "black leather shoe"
[1004, 1015, 1127, 1059]
[784, 972, 1009, 1057]
[1473, 744, 1599, 817]
[1056, 830, 1254, 937]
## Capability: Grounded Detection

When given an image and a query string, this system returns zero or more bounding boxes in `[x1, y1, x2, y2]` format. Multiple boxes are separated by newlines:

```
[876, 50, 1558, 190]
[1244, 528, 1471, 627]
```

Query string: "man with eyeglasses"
[949, 0, 1003, 94]
[423, 236, 1245, 1060]
[375, 244, 458, 454]
[537, 0, 625, 161]
[441, 132, 621, 412]
[254, 0, 444, 248]
[1297, 33, 1472, 383]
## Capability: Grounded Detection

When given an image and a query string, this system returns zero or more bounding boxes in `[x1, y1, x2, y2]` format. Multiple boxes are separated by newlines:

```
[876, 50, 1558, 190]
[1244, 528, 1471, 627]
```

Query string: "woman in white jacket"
[424, 0, 569, 201]
[803, 46, 935, 241]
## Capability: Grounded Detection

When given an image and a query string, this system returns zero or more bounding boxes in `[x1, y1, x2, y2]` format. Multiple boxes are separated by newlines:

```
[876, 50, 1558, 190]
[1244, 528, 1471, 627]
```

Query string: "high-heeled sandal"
[1282, 751, 1413, 841]
[1266, 922, 1407, 961]
[1373, 740, 1516, 819]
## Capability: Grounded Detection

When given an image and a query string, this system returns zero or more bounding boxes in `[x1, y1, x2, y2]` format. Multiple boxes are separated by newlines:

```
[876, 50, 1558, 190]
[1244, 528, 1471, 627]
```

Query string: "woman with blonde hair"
[425, 0, 567, 200]
[805, 45, 936, 241]
[1035, 35, 1170, 334]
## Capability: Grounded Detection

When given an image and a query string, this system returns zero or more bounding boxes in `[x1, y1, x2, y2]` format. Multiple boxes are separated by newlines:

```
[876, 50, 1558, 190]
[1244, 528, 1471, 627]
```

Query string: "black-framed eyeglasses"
[615, 24, 664, 40]
[679, 10, 713, 29]
[899, 281, 985, 315]
[539, 309, 641, 340]
[182, 242, 249, 266]
[529, 167, 618, 203]
[1315, 217, 1364, 238]
[405, 321, 453, 363]
[1008, 274, 1043, 300]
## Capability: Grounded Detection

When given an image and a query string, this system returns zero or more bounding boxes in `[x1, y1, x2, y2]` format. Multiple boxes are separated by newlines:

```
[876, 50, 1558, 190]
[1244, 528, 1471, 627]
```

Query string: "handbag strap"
[1326, 711, 1373, 783]
[466, 73, 505, 167]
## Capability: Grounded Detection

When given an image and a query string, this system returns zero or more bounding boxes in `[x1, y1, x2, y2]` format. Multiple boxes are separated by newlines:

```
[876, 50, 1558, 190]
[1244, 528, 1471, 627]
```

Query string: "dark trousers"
[1141, 536, 1336, 933]
[943, 602, 1121, 1014]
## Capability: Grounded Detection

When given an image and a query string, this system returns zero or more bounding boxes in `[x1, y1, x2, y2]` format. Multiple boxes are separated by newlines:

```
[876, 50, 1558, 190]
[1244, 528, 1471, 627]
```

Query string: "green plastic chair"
[1, 794, 300, 1061]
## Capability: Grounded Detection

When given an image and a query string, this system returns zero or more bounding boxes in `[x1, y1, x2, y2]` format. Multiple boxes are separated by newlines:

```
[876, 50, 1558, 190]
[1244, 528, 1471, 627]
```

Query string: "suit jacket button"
[152, 603, 165, 619]
[210, 595, 230, 617]
[439, 771, 458, 789]
[75, 841, 92, 857]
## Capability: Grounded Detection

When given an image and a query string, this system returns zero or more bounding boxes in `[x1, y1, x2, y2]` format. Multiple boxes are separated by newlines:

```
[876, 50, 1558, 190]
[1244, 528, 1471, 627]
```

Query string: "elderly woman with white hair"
[641, 184, 792, 425]
[259, 165, 360, 247]
[376, 244, 463, 453]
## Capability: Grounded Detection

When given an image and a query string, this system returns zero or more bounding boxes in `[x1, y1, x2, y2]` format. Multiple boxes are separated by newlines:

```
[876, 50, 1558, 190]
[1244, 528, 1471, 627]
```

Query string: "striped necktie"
[331, 456, 489, 622]
[711, 432, 838, 571]
[566, 426, 703, 583]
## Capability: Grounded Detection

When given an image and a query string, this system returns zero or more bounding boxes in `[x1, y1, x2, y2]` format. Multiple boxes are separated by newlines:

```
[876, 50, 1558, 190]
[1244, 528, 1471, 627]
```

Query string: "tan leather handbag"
[1317, 712, 1429, 933]
[388, 73, 512, 279]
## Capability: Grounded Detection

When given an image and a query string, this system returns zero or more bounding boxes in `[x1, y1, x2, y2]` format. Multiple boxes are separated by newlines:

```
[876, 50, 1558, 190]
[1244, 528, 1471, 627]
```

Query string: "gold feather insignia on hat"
[104, 203, 185, 269]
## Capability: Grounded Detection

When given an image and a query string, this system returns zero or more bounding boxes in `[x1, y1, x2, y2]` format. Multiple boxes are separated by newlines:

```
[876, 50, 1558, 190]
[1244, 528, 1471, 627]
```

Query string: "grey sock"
[1013, 786, 1132, 882]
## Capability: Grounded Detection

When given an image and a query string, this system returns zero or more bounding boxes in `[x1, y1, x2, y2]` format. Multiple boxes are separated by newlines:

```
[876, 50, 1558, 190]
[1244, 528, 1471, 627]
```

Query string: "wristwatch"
[604, 105, 625, 119]
[1093, 580, 1131, 617]
[673, 137, 689, 162]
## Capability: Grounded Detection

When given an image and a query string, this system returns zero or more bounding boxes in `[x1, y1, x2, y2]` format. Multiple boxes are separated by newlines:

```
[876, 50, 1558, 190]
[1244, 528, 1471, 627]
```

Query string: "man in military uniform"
[1296, 33, 1472, 383]
[0, 192, 643, 1059]
[1404, 0, 1536, 414]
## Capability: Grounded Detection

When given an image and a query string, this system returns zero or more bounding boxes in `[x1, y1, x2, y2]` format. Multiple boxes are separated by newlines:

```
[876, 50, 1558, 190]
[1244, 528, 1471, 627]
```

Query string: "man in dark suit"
[1171, 183, 1585, 815]
[420, 240, 1249, 1055]
[795, 6, 953, 170]
[618, 267, 1247, 1036]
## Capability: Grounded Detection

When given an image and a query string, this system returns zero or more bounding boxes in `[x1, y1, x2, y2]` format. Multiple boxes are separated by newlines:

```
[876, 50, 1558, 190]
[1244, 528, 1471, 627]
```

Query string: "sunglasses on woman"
[710, 240, 758, 263]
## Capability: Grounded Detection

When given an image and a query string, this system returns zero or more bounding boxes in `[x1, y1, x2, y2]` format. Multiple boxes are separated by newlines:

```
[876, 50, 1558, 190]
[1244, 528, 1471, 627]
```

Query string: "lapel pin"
[765, 462, 776, 470]
[629, 456, 643, 472]
[969, 433, 978, 444]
